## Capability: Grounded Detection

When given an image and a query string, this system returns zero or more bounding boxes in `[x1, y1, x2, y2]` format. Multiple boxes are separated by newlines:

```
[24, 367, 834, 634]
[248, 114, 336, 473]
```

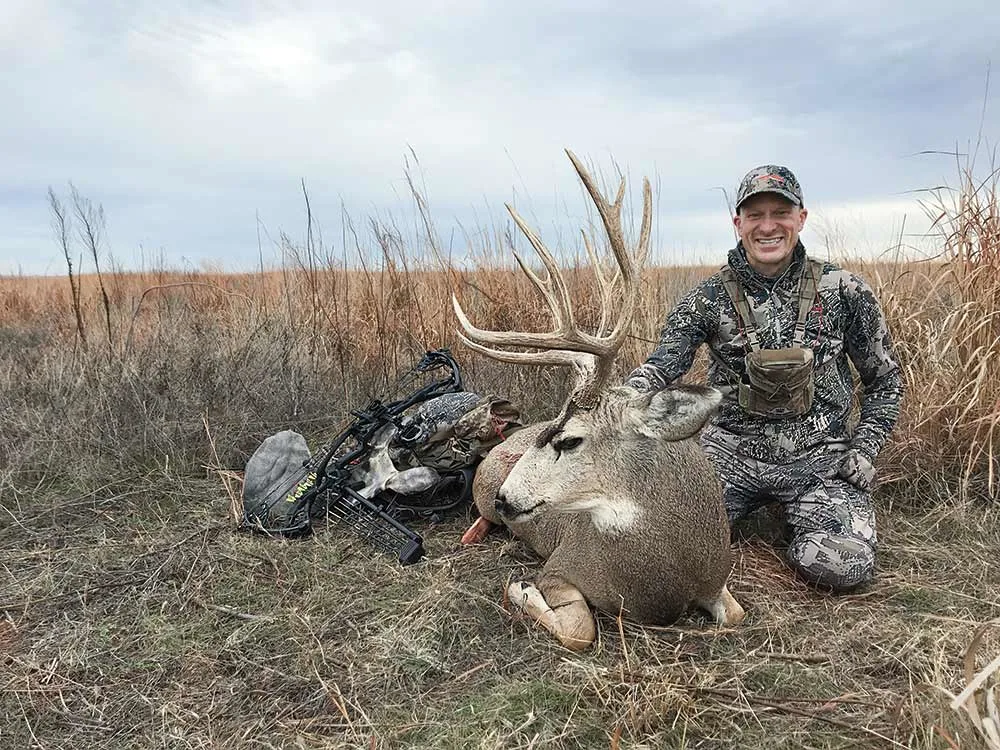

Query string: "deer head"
[494, 383, 722, 525]
[453, 150, 723, 527]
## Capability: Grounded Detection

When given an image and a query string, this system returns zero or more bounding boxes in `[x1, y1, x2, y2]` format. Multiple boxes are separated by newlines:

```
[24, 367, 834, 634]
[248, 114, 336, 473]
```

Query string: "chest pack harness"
[719, 257, 823, 419]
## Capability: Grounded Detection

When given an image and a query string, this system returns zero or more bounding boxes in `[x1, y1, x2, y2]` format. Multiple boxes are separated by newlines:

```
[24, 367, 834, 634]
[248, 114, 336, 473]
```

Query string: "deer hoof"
[699, 584, 746, 627]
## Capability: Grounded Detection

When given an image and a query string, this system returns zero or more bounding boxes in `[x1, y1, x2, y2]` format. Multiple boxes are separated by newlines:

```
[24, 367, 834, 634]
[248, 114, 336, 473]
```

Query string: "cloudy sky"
[2, 0, 997, 275]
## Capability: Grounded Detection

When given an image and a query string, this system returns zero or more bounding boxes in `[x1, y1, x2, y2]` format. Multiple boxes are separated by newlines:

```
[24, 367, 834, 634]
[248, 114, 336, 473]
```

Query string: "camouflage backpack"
[391, 393, 524, 472]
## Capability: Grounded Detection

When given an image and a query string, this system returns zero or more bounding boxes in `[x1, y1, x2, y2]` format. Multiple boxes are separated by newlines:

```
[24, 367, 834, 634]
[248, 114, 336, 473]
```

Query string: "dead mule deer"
[455, 150, 744, 650]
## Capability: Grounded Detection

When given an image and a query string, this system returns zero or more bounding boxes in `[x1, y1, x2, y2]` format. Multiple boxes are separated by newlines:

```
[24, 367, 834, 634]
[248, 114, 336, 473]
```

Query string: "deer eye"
[553, 436, 584, 453]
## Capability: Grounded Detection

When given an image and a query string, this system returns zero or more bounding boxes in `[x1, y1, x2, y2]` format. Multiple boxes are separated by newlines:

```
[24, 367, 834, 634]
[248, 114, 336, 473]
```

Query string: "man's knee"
[787, 530, 876, 592]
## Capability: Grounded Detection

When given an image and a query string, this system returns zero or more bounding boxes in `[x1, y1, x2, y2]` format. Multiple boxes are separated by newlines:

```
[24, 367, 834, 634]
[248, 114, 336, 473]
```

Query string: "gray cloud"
[1, 0, 997, 274]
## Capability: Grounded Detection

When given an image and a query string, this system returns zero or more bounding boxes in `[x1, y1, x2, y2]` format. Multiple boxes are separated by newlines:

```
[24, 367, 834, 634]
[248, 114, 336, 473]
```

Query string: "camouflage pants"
[700, 428, 877, 592]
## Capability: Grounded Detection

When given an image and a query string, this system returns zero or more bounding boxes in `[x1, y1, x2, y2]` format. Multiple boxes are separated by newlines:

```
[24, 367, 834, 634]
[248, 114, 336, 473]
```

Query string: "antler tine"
[452, 149, 653, 407]
[454, 326, 595, 369]
[506, 205, 576, 335]
[565, 149, 652, 348]
[451, 199, 608, 356]
[582, 228, 620, 337]
[451, 292, 595, 354]
[566, 150, 632, 282]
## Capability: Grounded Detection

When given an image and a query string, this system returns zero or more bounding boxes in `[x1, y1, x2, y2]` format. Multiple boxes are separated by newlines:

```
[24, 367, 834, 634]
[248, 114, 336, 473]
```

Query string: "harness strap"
[720, 267, 761, 350]
[792, 259, 823, 347]
[721, 257, 824, 351]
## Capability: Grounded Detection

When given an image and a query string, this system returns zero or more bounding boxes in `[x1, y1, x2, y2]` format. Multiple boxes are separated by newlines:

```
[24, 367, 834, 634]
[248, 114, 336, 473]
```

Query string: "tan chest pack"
[720, 259, 822, 419]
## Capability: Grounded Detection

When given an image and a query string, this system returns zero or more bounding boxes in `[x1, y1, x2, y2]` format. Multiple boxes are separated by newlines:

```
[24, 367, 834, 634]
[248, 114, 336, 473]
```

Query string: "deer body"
[471, 386, 742, 648]
[455, 150, 744, 649]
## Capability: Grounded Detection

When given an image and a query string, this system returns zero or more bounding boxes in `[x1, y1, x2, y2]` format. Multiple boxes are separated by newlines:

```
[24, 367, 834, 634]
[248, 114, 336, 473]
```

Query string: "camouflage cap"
[735, 165, 803, 211]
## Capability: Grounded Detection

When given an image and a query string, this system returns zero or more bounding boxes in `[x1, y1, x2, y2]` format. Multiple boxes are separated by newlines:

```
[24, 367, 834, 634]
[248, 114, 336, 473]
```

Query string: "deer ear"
[628, 385, 722, 441]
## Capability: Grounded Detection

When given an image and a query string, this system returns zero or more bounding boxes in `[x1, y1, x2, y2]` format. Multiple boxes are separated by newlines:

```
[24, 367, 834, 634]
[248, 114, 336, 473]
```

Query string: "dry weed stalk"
[938, 617, 1000, 749]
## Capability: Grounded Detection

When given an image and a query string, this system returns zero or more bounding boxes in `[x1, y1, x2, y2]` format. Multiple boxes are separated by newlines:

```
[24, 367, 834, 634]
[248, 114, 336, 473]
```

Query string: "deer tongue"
[460, 516, 496, 545]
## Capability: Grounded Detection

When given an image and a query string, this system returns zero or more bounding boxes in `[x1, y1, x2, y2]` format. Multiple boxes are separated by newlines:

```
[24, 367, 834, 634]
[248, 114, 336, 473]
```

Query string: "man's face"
[733, 193, 808, 277]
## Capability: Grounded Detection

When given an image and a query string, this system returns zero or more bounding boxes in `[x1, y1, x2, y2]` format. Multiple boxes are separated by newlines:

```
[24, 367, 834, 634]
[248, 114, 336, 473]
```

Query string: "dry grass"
[2, 152, 1000, 748]
[1, 475, 998, 749]
[852, 149, 1000, 502]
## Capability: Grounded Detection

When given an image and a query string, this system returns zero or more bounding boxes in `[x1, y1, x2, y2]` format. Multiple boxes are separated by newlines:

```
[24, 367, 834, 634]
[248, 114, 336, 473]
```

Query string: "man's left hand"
[837, 449, 877, 491]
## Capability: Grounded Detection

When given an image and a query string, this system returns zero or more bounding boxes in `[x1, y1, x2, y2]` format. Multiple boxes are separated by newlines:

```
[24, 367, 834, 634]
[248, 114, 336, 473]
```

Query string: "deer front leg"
[507, 578, 596, 651]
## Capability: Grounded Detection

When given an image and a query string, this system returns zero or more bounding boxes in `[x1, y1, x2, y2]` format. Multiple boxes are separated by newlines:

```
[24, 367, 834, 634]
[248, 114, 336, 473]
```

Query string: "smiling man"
[626, 165, 904, 593]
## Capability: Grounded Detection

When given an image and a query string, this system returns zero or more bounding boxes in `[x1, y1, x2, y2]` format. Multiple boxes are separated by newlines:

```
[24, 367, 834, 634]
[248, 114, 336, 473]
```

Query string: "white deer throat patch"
[566, 496, 643, 534]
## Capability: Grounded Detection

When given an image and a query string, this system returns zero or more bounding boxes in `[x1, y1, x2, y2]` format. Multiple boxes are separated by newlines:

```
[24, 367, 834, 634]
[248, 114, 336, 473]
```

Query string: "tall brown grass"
[0, 228, 714, 490]
[3, 157, 999, 500]
[864, 150, 1000, 499]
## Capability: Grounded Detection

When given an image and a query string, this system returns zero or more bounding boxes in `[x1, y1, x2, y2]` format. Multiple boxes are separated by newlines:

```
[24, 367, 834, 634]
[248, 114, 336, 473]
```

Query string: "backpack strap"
[791, 258, 823, 347]
[720, 265, 761, 351]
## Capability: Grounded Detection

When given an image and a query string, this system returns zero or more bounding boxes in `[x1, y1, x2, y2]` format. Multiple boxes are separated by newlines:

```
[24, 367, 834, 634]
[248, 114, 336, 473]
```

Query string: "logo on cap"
[736, 165, 803, 210]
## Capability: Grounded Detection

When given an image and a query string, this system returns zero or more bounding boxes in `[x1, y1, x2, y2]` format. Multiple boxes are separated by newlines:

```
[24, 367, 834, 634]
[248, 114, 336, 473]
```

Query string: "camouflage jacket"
[625, 242, 904, 463]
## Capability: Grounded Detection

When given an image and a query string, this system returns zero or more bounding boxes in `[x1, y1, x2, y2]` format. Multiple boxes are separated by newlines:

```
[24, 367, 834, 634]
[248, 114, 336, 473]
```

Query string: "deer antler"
[452, 149, 652, 407]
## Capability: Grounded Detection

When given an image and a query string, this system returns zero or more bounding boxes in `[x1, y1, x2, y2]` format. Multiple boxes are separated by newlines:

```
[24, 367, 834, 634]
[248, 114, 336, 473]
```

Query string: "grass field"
[2, 156, 999, 748]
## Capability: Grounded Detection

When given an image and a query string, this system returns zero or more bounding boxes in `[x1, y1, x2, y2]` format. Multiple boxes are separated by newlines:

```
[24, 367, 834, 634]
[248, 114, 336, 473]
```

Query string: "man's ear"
[626, 385, 722, 441]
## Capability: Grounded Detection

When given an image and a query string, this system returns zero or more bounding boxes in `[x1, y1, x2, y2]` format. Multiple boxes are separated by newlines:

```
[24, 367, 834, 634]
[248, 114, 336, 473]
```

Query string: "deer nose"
[494, 491, 511, 515]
